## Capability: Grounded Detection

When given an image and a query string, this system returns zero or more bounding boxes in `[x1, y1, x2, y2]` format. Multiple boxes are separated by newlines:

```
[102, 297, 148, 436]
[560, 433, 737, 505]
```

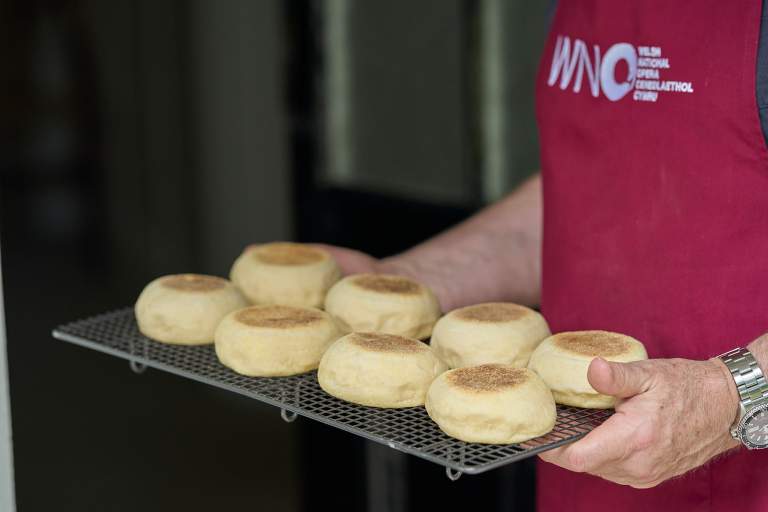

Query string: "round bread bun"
[323, 274, 441, 339]
[135, 274, 248, 345]
[215, 305, 340, 377]
[318, 332, 447, 408]
[229, 242, 341, 308]
[527, 330, 648, 409]
[431, 303, 550, 369]
[426, 364, 556, 444]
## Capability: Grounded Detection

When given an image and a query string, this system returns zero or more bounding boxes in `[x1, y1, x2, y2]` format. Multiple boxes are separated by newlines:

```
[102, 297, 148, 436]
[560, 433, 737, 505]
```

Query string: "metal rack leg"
[279, 380, 302, 423]
[444, 443, 465, 481]
[129, 360, 147, 374]
[445, 467, 462, 481]
[281, 408, 298, 423]
[128, 335, 148, 374]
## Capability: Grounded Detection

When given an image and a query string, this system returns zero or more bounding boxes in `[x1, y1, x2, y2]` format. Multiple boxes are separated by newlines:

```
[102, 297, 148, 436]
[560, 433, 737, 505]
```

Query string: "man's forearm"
[381, 174, 542, 311]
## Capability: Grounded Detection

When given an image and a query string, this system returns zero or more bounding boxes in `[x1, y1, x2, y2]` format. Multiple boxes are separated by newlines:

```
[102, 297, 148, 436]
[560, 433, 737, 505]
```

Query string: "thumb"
[587, 357, 651, 399]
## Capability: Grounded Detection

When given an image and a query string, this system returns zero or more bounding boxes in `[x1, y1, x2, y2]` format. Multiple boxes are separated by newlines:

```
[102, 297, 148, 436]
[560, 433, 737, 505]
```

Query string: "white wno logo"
[547, 35, 638, 102]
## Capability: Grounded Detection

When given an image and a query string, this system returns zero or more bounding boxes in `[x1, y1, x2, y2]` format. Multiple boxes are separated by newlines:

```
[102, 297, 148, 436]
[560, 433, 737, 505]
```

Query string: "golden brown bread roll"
[431, 303, 551, 368]
[528, 330, 648, 408]
[215, 305, 340, 376]
[318, 332, 447, 408]
[324, 274, 441, 339]
[426, 364, 556, 444]
[135, 274, 247, 345]
[230, 242, 341, 308]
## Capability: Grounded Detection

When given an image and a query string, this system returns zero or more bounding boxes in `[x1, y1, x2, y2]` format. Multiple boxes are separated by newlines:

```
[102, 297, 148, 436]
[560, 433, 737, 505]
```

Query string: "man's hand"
[539, 356, 741, 488]
[313, 244, 381, 275]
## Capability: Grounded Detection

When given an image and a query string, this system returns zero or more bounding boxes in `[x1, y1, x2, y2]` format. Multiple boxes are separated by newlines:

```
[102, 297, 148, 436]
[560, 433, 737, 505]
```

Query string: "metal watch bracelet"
[719, 348, 768, 407]
[718, 347, 768, 441]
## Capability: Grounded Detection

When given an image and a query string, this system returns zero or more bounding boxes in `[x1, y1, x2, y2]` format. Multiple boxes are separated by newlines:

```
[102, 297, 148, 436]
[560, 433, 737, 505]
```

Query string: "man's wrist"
[710, 356, 741, 429]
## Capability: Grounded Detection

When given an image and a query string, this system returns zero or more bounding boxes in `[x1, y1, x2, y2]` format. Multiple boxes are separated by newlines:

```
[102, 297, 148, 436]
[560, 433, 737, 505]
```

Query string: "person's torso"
[536, 1, 768, 510]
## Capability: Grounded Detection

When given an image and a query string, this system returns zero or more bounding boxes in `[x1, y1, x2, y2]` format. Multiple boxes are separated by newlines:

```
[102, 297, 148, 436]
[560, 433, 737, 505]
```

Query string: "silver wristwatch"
[718, 347, 768, 449]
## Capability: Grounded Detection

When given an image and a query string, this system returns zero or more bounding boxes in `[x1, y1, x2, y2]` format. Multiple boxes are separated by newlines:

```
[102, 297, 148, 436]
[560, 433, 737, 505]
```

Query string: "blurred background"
[1, 0, 547, 510]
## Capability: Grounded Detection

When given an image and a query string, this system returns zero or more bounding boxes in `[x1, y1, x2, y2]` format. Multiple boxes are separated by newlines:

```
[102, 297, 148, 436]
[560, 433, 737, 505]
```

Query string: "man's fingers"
[539, 414, 634, 473]
[310, 244, 378, 275]
[588, 357, 652, 399]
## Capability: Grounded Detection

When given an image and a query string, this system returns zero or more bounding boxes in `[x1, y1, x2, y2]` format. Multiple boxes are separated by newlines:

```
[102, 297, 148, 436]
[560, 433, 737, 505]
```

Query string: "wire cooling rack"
[52, 308, 612, 479]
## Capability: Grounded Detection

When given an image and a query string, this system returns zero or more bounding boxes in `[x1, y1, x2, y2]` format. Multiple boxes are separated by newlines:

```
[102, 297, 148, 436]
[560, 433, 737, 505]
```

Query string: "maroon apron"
[536, 1, 768, 510]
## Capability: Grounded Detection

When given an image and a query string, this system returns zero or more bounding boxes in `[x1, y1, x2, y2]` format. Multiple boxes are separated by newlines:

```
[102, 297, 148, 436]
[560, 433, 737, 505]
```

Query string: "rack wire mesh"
[52, 308, 612, 477]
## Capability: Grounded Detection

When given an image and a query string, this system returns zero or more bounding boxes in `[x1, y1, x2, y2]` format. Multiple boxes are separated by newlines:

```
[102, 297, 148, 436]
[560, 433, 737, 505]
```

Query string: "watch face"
[741, 406, 768, 448]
